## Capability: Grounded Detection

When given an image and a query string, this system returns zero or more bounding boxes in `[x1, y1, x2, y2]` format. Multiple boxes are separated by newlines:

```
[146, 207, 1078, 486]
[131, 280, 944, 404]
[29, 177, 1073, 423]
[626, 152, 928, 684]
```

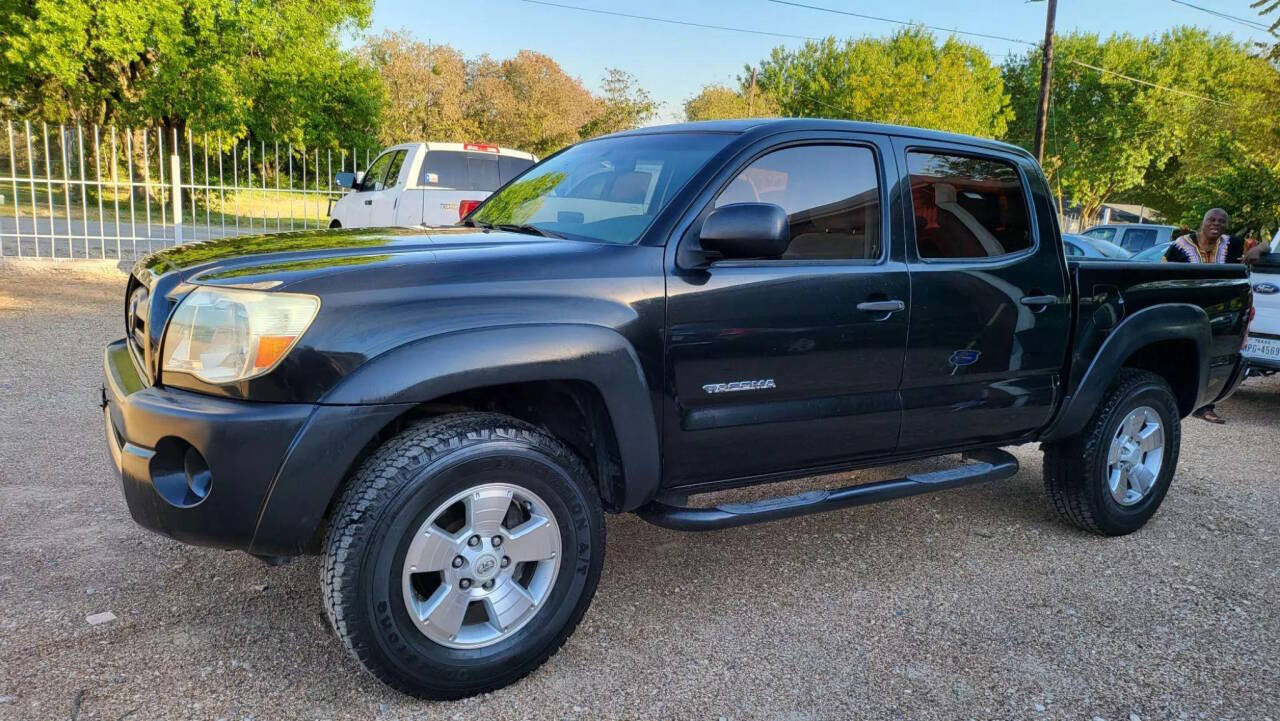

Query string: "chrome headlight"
[161, 287, 320, 384]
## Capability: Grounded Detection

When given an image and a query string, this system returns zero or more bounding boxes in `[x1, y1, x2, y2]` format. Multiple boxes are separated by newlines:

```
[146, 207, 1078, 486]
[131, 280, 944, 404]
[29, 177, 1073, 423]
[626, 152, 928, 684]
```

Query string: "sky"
[366, 0, 1277, 123]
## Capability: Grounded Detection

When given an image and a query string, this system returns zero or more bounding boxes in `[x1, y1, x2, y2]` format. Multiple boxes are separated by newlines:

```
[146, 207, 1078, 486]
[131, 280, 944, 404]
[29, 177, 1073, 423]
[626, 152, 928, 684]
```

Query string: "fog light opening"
[150, 437, 212, 508]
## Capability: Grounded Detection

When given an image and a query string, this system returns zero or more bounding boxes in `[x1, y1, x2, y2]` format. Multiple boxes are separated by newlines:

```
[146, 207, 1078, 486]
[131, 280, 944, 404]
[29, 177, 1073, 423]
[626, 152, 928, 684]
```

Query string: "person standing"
[1162, 208, 1264, 423]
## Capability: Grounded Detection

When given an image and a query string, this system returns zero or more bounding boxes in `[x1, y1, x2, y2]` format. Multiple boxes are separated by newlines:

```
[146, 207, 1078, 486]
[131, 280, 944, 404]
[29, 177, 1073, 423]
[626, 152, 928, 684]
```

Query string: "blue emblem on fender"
[1255, 282, 1278, 295]
[949, 349, 981, 367]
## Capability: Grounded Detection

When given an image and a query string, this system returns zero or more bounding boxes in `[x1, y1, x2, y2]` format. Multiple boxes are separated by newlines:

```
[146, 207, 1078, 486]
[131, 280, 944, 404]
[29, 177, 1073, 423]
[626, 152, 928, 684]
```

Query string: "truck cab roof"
[603, 118, 1034, 159]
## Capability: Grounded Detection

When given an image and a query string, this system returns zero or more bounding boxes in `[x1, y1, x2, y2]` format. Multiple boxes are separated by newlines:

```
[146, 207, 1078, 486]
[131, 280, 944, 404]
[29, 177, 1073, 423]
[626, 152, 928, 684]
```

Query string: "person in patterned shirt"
[1163, 208, 1265, 265]
[1163, 208, 1265, 423]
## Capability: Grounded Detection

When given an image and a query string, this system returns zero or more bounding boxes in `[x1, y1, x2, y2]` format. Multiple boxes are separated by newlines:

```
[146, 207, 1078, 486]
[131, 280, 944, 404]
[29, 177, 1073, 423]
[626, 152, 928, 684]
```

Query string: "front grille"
[125, 279, 153, 383]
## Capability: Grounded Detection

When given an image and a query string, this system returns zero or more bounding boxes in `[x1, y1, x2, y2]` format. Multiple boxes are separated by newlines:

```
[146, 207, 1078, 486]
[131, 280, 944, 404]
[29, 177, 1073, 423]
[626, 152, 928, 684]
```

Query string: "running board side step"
[636, 448, 1019, 532]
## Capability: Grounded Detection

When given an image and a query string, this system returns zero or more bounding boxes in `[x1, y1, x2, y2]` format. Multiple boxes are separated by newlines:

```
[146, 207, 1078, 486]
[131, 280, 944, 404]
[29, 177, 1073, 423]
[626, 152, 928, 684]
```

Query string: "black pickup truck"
[102, 119, 1252, 699]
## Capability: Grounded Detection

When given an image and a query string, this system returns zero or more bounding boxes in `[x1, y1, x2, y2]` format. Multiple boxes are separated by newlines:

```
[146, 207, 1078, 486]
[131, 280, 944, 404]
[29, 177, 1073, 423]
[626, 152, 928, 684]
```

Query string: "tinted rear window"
[500, 156, 535, 183]
[420, 151, 532, 191]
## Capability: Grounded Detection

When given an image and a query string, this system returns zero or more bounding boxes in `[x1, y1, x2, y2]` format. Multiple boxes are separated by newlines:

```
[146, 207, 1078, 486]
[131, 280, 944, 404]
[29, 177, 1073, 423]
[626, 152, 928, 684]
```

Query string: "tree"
[1004, 33, 1172, 224]
[463, 50, 600, 156]
[0, 0, 381, 149]
[579, 68, 657, 139]
[1004, 28, 1280, 227]
[684, 80, 780, 121]
[361, 30, 467, 146]
[753, 29, 1011, 137]
[1253, 0, 1279, 61]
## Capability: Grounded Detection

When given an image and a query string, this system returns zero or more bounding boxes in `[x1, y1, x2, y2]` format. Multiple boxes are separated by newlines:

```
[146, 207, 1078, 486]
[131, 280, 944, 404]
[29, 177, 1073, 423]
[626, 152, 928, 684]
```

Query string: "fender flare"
[321, 324, 662, 510]
[1039, 303, 1211, 442]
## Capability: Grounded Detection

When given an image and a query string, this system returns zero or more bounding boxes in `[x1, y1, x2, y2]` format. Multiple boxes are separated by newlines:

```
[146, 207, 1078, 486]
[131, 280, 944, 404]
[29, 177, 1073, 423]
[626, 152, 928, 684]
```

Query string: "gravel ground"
[1, 264, 1277, 721]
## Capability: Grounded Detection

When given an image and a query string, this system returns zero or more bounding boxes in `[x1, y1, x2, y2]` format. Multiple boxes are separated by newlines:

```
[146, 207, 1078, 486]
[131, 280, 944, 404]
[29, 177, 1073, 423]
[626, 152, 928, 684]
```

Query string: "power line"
[766, 0, 1036, 46]
[1169, 0, 1272, 32]
[517, 0, 1229, 108]
[1067, 60, 1229, 105]
[514, 0, 820, 41]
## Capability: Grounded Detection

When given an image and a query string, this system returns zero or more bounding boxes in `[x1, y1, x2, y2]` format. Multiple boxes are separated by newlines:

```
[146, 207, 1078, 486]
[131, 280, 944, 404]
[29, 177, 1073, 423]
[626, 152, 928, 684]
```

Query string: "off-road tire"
[322, 412, 605, 699]
[1042, 369, 1181, 536]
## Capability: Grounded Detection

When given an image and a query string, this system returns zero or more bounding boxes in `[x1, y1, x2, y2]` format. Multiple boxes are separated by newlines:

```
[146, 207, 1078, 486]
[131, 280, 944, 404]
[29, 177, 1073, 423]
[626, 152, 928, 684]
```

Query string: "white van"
[329, 142, 537, 229]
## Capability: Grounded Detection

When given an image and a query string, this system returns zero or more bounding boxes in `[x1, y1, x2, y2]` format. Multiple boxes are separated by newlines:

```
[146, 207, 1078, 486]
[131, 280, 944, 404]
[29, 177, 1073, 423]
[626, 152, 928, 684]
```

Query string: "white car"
[1244, 233, 1280, 376]
[329, 142, 536, 229]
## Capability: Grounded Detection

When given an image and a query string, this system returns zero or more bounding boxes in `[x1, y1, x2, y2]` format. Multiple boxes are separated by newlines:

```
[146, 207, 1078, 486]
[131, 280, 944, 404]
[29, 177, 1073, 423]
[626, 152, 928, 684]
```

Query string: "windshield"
[469, 133, 734, 244]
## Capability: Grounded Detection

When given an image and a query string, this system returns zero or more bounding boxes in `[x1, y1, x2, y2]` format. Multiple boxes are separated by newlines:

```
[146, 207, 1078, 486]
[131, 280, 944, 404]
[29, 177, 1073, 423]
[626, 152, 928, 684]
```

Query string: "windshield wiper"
[461, 218, 492, 229]
[493, 223, 566, 239]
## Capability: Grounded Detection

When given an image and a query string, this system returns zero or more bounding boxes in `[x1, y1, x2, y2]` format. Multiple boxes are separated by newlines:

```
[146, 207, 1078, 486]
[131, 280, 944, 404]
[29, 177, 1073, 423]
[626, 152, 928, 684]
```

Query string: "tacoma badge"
[702, 379, 777, 394]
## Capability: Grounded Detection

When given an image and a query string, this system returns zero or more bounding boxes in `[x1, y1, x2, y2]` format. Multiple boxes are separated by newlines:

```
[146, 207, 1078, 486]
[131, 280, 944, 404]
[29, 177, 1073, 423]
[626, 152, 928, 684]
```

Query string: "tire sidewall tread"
[322, 412, 604, 700]
[1042, 369, 1181, 536]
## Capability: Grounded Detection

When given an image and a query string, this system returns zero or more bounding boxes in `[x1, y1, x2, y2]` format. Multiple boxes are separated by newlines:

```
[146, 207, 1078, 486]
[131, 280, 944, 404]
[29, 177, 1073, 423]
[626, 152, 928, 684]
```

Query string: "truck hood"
[132, 226, 575, 288]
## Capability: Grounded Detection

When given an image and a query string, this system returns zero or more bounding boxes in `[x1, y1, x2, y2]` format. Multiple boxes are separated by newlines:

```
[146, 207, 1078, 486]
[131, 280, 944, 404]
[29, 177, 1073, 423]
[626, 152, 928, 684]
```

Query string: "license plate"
[1244, 336, 1280, 360]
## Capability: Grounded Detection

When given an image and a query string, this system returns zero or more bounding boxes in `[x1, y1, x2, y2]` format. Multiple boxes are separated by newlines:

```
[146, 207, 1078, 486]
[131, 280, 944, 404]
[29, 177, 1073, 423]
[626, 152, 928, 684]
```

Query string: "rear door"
[893, 138, 1071, 452]
[663, 132, 910, 486]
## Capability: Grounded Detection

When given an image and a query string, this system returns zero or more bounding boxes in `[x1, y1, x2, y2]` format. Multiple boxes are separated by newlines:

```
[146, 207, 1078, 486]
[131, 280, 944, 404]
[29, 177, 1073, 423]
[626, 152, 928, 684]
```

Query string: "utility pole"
[1032, 0, 1058, 164]
[748, 67, 758, 116]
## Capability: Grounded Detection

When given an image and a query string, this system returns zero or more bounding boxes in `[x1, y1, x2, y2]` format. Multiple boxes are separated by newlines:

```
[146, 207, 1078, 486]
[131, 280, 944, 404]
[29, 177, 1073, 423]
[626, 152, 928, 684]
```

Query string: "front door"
[892, 139, 1071, 451]
[368, 149, 407, 227]
[663, 135, 910, 487]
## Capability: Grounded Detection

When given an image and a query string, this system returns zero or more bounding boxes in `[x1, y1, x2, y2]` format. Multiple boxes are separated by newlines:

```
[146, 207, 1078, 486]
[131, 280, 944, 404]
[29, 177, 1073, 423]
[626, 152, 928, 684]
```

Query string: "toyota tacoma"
[103, 119, 1253, 699]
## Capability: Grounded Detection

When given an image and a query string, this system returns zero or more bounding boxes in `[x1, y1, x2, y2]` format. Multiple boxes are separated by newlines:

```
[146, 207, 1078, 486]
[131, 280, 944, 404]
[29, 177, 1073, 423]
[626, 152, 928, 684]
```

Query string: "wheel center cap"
[473, 553, 500, 581]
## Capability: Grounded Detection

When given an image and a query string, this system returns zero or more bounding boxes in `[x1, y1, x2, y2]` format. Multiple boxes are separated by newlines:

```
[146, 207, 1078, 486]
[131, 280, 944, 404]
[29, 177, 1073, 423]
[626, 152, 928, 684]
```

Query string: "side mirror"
[335, 172, 357, 189]
[699, 203, 790, 260]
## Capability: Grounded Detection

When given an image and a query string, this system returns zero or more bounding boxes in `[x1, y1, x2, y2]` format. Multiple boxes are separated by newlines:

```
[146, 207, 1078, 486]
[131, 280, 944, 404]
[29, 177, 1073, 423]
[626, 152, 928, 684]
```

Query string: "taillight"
[463, 143, 499, 154]
[459, 199, 482, 219]
[1242, 302, 1256, 349]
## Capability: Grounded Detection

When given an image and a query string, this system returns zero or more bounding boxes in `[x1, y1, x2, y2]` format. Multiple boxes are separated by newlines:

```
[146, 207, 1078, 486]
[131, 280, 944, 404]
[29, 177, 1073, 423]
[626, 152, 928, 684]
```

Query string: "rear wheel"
[322, 412, 604, 699]
[1043, 369, 1181, 536]
[328, 219, 341, 229]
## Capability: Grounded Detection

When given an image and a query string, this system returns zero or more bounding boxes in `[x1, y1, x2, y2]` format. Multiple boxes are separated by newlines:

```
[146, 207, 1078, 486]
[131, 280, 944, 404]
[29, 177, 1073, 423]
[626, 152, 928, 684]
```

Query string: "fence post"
[170, 153, 183, 245]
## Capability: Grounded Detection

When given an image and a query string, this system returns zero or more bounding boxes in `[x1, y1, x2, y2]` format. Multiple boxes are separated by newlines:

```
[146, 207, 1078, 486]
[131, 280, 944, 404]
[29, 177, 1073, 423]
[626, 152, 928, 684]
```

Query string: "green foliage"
[1005, 27, 1280, 228]
[579, 69, 657, 139]
[360, 31, 468, 146]
[362, 33, 657, 155]
[683, 79, 780, 121]
[472, 172, 567, 226]
[753, 28, 1011, 137]
[0, 0, 381, 150]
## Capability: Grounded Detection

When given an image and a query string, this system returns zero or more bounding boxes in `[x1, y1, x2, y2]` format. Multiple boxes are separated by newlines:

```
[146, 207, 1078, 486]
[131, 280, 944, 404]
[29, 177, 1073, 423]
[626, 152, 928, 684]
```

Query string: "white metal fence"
[0, 120, 376, 260]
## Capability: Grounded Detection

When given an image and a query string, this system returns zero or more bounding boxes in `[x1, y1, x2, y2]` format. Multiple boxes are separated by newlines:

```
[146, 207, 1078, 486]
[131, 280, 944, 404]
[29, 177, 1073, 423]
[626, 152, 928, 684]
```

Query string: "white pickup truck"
[1244, 232, 1280, 377]
[329, 142, 536, 229]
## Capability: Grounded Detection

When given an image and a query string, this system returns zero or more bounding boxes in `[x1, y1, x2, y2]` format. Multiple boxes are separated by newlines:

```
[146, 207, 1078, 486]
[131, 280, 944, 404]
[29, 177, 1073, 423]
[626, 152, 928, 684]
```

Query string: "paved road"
[0, 265, 1277, 720]
[0, 214, 326, 260]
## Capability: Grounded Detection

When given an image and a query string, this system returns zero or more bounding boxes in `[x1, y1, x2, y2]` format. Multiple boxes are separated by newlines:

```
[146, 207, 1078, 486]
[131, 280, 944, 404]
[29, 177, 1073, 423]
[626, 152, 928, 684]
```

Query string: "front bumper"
[103, 339, 407, 555]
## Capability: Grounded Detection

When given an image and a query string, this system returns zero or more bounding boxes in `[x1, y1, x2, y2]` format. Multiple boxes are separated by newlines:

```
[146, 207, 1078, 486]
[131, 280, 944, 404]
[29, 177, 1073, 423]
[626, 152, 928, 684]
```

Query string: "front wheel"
[322, 412, 604, 699]
[1043, 369, 1181, 536]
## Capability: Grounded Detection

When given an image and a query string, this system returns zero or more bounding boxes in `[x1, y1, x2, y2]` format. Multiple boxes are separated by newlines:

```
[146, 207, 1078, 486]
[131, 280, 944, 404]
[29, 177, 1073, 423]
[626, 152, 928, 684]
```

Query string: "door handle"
[363, 199, 373, 206]
[856, 300, 906, 313]
[1019, 295, 1062, 306]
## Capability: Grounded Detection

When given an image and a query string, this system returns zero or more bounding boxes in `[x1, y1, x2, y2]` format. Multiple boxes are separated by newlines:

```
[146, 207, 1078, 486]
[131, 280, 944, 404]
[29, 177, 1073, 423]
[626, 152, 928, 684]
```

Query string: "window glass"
[470, 132, 732, 245]
[1083, 227, 1116, 241]
[467, 155, 501, 191]
[908, 151, 1032, 259]
[383, 150, 407, 189]
[499, 156, 535, 184]
[714, 144, 882, 260]
[1064, 240, 1084, 256]
[1120, 228, 1158, 251]
[420, 151, 513, 191]
[359, 151, 395, 192]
